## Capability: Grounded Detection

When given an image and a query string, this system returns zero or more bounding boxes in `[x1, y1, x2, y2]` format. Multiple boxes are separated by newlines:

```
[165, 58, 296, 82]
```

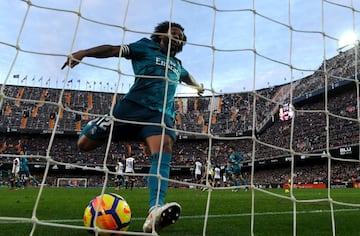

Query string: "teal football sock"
[148, 152, 171, 209]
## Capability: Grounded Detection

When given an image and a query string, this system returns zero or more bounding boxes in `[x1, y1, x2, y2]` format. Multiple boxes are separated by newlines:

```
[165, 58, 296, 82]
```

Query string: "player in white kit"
[125, 155, 135, 190]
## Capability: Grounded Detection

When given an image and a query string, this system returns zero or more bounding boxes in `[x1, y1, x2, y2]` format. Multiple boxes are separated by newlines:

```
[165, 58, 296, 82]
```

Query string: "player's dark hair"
[151, 21, 187, 53]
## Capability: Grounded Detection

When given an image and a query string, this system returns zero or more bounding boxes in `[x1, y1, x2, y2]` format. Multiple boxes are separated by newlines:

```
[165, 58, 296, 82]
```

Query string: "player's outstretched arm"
[61, 45, 122, 70]
[182, 74, 204, 96]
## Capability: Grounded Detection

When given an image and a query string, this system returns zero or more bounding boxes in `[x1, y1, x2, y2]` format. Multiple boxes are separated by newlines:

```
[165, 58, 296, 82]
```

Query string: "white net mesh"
[0, 1, 360, 236]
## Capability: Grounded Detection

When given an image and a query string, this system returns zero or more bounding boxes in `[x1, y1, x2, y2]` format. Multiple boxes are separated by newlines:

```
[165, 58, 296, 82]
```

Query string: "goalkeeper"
[62, 21, 204, 233]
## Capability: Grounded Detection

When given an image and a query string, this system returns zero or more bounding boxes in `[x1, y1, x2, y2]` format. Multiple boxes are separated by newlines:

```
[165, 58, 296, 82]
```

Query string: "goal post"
[56, 178, 88, 188]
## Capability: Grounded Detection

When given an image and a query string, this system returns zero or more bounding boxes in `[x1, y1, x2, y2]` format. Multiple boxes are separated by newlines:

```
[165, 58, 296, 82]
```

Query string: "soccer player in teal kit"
[62, 21, 204, 233]
[228, 146, 248, 192]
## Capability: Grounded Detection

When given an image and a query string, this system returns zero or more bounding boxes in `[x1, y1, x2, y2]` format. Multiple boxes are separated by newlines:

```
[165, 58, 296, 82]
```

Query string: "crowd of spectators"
[1, 43, 360, 187]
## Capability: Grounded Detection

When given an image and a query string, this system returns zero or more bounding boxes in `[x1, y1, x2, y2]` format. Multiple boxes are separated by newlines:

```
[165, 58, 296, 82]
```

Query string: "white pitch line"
[1, 208, 359, 224]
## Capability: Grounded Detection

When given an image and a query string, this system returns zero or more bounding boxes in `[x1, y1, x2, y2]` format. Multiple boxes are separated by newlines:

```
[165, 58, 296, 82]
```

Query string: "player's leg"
[15, 174, 22, 188]
[196, 174, 203, 189]
[210, 174, 214, 187]
[240, 175, 247, 186]
[146, 134, 173, 209]
[120, 175, 125, 188]
[214, 177, 220, 187]
[143, 133, 181, 233]
[77, 115, 111, 151]
[232, 164, 243, 191]
[30, 175, 39, 186]
[78, 135, 104, 152]
[9, 173, 15, 189]
[130, 178, 134, 190]
[24, 171, 32, 187]
[79, 99, 144, 152]
[239, 171, 248, 191]
[125, 176, 129, 189]
[108, 99, 181, 233]
[20, 173, 26, 188]
[232, 173, 240, 192]
[115, 177, 120, 190]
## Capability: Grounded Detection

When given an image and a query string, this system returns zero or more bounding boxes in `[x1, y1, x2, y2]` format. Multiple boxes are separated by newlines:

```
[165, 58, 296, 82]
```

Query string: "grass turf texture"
[0, 187, 359, 236]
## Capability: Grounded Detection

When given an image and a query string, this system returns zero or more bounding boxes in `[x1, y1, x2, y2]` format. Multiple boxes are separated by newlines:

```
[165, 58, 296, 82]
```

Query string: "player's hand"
[197, 83, 204, 96]
[61, 51, 86, 70]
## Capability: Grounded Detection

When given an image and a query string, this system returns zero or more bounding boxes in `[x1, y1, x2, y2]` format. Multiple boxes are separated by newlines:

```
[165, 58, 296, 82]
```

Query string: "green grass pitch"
[0, 187, 359, 236]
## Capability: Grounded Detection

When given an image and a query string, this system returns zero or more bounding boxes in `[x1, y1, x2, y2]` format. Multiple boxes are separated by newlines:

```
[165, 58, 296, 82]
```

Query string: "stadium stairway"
[176, 113, 182, 125]
[83, 108, 89, 120]
[212, 113, 217, 124]
[230, 107, 238, 121]
[198, 113, 203, 124]
[58, 108, 64, 119]
[87, 92, 93, 110]
[177, 98, 183, 113]
[66, 91, 71, 106]
[20, 117, 27, 129]
[15, 87, 24, 106]
[32, 106, 38, 117]
[217, 96, 222, 111]
[5, 104, 11, 116]
[38, 89, 47, 107]
[49, 117, 55, 129]
[75, 120, 81, 131]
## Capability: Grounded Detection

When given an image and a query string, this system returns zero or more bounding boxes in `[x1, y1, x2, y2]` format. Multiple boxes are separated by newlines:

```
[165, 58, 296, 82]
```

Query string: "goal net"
[56, 178, 88, 188]
[0, 0, 360, 236]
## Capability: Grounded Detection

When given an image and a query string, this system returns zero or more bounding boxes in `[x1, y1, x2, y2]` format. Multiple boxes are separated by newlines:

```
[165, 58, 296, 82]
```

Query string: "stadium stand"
[0, 44, 360, 188]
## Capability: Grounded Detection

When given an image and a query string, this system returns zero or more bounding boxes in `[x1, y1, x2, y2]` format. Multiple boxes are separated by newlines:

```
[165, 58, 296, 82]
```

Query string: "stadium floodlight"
[337, 31, 358, 52]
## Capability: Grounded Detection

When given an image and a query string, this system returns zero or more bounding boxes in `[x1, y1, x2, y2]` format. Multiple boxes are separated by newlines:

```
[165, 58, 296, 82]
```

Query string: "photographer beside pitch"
[61, 21, 204, 233]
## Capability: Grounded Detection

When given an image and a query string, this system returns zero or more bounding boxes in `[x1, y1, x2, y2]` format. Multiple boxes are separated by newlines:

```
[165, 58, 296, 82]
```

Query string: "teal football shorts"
[79, 99, 176, 142]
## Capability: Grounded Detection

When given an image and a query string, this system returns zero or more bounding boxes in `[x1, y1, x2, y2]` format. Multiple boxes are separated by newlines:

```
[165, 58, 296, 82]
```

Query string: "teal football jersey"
[230, 152, 243, 164]
[123, 38, 189, 119]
